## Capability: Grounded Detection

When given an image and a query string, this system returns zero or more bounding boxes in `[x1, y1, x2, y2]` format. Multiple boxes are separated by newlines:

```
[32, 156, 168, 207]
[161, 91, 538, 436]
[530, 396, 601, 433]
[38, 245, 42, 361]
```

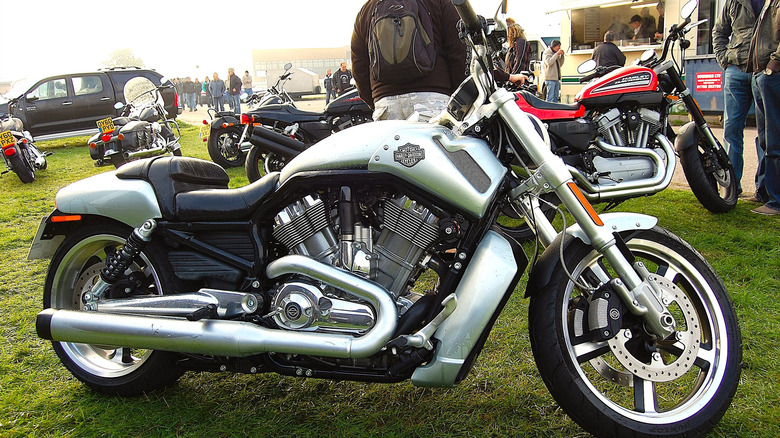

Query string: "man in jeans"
[227, 68, 242, 115]
[712, 0, 763, 199]
[542, 40, 565, 103]
[746, 0, 780, 215]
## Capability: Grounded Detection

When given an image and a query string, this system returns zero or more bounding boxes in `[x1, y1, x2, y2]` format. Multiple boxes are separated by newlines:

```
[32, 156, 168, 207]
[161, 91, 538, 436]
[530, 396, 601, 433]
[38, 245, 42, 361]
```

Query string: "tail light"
[240, 114, 255, 124]
[101, 134, 112, 142]
[202, 120, 208, 125]
[3, 146, 17, 157]
[174, 93, 179, 108]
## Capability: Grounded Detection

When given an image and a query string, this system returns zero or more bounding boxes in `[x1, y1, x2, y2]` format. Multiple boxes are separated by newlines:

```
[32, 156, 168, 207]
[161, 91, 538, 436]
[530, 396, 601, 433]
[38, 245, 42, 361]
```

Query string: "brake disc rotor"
[607, 275, 701, 383]
[73, 265, 103, 309]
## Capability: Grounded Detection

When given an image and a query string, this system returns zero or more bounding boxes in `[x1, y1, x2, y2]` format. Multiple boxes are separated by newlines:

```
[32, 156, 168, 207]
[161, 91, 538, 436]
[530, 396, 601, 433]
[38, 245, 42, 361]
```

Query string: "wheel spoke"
[633, 376, 659, 414]
[694, 343, 715, 372]
[573, 340, 610, 363]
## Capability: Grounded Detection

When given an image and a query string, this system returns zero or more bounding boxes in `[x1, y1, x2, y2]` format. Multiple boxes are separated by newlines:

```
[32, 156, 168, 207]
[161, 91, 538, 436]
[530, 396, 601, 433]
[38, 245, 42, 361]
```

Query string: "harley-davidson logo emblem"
[393, 144, 425, 167]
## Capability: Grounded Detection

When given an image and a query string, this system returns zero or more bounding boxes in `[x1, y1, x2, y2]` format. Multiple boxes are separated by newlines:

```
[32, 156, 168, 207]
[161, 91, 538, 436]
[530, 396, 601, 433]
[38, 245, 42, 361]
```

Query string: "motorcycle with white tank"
[87, 77, 182, 168]
[30, 1, 740, 436]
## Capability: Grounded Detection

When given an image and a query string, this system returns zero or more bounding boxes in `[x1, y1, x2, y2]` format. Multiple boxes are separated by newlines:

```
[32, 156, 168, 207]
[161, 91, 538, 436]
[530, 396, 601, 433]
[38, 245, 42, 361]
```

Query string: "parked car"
[0, 67, 179, 140]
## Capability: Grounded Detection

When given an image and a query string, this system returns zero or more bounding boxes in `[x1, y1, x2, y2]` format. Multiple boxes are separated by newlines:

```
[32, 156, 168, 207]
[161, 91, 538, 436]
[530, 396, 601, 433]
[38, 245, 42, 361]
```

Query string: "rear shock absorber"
[82, 220, 157, 310]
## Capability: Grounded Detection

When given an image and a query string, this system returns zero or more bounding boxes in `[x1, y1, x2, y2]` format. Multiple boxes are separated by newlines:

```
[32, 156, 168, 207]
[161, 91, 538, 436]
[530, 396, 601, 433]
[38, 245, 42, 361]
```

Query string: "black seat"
[116, 156, 279, 221]
[518, 91, 582, 112]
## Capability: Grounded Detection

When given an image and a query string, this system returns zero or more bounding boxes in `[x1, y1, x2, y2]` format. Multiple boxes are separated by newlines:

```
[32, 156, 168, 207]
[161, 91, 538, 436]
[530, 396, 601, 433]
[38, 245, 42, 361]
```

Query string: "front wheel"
[207, 127, 245, 168]
[529, 227, 741, 437]
[43, 221, 183, 395]
[679, 139, 738, 213]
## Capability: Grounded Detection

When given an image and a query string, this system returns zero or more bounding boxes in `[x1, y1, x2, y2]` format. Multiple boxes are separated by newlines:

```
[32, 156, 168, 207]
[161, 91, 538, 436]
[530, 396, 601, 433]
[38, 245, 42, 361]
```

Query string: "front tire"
[529, 227, 741, 437]
[679, 139, 738, 213]
[207, 128, 245, 168]
[43, 221, 183, 395]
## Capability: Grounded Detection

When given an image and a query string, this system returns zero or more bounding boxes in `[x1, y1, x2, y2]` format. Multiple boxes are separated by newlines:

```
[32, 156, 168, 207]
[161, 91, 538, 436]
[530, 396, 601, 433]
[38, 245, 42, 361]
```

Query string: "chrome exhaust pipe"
[569, 134, 676, 202]
[37, 255, 398, 359]
[126, 146, 167, 159]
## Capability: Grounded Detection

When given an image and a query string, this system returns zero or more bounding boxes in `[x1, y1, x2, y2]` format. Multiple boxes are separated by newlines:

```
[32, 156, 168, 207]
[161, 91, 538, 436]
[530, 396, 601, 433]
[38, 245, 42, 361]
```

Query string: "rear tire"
[529, 227, 741, 437]
[679, 140, 738, 213]
[43, 221, 183, 396]
[207, 128, 245, 168]
[245, 147, 288, 183]
[8, 148, 35, 183]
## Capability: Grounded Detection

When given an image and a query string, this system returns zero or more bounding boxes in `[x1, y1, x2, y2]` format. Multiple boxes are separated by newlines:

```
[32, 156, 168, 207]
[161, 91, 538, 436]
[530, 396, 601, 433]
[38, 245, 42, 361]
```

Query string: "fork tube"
[491, 89, 644, 291]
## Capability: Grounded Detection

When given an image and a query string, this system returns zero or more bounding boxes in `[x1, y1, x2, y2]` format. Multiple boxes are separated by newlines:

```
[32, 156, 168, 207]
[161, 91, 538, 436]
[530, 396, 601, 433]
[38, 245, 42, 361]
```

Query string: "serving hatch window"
[570, 1, 664, 51]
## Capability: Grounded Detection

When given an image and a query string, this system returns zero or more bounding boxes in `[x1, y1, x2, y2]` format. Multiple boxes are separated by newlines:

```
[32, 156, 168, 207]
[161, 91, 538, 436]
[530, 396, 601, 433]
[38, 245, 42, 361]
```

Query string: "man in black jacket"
[227, 68, 242, 115]
[351, 0, 466, 121]
[592, 31, 626, 68]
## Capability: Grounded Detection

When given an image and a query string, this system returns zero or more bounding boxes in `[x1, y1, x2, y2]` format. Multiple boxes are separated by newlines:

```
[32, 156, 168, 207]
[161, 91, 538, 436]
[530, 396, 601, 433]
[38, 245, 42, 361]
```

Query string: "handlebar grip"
[452, 0, 481, 32]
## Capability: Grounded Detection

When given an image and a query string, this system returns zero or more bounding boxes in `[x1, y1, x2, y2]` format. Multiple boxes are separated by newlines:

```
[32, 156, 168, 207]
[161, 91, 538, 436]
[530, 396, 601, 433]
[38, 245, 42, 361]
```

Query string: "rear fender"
[674, 121, 698, 152]
[525, 213, 657, 297]
[28, 211, 129, 260]
[209, 114, 241, 131]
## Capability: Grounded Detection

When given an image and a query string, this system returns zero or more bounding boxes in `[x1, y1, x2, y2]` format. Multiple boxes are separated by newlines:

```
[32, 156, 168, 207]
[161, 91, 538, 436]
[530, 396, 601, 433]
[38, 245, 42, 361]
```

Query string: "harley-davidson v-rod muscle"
[30, 1, 741, 436]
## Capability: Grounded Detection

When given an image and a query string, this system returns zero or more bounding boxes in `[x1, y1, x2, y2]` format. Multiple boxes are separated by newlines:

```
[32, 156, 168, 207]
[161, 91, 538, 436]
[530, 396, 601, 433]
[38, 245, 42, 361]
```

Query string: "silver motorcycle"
[30, 1, 740, 436]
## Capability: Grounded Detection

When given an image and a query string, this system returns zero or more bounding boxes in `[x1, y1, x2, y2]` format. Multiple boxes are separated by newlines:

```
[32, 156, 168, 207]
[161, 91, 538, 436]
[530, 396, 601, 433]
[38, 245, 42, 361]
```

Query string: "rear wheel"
[245, 147, 288, 183]
[8, 147, 35, 183]
[529, 227, 741, 437]
[207, 128, 245, 168]
[43, 222, 183, 395]
[679, 139, 737, 213]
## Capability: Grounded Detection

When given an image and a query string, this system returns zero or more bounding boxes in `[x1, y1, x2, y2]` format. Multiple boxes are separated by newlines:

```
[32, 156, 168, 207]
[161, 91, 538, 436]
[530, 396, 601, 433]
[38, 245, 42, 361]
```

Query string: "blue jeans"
[545, 80, 561, 103]
[752, 71, 780, 210]
[243, 88, 252, 97]
[188, 93, 197, 110]
[229, 94, 241, 114]
[213, 96, 225, 112]
[723, 66, 759, 192]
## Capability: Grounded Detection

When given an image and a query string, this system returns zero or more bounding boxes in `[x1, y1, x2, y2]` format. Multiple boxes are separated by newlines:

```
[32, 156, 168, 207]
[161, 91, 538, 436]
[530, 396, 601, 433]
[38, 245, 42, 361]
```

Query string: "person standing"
[713, 0, 763, 199]
[505, 23, 532, 74]
[209, 72, 226, 112]
[351, 0, 466, 121]
[746, 0, 780, 215]
[227, 68, 242, 114]
[542, 40, 565, 103]
[592, 31, 626, 67]
[194, 78, 202, 109]
[629, 15, 653, 40]
[335, 62, 353, 96]
[654, 2, 666, 42]
[203, 76, 212, 108]
[324, 69, 336, 104]
[242, 70, 253, 97]
[182, 77, 196, 112]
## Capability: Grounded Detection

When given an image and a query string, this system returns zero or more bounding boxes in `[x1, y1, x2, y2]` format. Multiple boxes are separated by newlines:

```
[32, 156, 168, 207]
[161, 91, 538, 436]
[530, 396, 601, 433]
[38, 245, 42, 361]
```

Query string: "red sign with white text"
[695, 72, 723, 92]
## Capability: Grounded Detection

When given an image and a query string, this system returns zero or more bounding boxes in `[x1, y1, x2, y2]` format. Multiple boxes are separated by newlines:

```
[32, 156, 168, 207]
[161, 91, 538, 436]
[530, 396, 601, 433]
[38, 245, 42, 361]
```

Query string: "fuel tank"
[278, 121, 507, 219]
[576, 66, 659, 102]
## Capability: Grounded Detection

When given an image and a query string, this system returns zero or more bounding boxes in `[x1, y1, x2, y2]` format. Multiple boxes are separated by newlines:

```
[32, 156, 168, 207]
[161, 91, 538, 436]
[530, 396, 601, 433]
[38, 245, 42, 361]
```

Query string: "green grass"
[1, 125, 778, 437]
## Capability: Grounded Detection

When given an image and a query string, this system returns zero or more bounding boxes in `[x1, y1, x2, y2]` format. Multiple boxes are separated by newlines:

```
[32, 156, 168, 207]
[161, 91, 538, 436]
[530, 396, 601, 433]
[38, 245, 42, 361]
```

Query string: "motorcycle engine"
[270, 193, 440, 333]
[594, 107, 663, 149]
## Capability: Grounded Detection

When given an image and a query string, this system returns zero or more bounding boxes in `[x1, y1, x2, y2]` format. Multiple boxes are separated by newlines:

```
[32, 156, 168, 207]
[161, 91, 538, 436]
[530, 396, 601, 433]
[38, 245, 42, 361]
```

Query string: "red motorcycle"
[510, 2, 735, 215]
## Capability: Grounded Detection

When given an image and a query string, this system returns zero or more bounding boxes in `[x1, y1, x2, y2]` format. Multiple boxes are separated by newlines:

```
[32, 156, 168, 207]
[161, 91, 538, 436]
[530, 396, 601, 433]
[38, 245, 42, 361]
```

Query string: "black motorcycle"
[204, 64, 295, 168]
[88, 77, 181, 168]
[242, 88, 373, 182]
[1, 100, 49, 183]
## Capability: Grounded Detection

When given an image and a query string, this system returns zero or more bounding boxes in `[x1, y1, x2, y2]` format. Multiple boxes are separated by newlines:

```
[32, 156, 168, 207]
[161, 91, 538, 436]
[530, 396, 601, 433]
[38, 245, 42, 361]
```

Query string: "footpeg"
[398, 295, 457, 350]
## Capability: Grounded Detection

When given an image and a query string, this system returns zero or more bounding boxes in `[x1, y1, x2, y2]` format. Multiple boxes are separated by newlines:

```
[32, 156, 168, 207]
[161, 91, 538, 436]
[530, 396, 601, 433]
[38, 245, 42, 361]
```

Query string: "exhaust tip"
[36, 308, 55, 340]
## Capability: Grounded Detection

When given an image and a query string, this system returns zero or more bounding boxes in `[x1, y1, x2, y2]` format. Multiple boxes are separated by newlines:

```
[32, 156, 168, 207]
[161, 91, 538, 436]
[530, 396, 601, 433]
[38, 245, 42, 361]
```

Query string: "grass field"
[0, 124, 778, 437]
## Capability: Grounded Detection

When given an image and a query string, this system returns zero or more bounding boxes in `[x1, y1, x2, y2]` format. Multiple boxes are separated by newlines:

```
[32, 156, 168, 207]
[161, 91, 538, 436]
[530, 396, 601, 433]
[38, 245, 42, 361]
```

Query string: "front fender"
[525, 213, 657, 297]
[674, 121, 699, 152]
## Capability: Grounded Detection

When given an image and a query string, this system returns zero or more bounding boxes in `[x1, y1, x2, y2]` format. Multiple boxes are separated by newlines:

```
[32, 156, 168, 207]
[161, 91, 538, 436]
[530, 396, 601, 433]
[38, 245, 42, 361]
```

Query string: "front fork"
[492, 90, 675, 339]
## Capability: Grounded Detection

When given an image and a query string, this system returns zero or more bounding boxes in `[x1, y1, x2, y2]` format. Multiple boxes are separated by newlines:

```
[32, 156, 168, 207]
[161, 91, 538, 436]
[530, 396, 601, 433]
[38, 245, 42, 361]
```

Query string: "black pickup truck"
[0, 68, 179, 140]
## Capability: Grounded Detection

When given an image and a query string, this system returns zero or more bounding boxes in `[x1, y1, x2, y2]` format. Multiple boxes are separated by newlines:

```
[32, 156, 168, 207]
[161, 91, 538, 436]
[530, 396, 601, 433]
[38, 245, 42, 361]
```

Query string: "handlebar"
[579, 65, 621, 83]
[452, 0, 481, 33]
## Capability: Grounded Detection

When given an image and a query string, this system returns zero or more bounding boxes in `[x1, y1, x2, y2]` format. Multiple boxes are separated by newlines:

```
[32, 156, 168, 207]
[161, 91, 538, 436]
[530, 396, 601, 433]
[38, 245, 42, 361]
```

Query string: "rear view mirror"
[25, 94, 39, 103]
[284, 63, 293, 71]
[114, 102, 124, 110]
[681, 0, 698, 19]
[577, 59, 597, 74]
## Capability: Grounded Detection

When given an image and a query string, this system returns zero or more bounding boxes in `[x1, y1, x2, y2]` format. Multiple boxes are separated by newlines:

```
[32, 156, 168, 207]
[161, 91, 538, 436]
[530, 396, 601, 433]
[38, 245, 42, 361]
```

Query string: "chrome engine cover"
[272, 281, 375, 332]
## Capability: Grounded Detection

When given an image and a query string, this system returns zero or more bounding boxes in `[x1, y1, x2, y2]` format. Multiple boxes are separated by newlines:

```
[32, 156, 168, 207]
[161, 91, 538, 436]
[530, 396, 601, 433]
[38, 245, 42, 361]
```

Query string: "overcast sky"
[0, 0, 561, 83]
